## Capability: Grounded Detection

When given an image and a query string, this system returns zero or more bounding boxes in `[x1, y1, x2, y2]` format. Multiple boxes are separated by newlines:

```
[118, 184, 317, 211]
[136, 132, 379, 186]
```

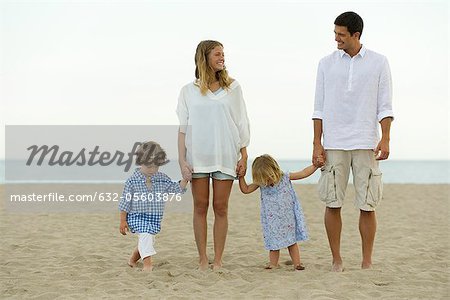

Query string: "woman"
[177, 40, 250, 270]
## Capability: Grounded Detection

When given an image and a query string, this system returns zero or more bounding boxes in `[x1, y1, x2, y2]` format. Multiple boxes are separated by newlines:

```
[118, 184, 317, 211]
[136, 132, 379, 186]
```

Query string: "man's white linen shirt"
[177, 80, 250, 177]
[312, 45, 394, 150]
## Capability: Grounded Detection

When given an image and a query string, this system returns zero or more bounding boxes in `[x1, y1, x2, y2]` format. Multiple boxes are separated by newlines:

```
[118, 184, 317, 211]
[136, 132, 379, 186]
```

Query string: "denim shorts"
[192, 171, 236, 181]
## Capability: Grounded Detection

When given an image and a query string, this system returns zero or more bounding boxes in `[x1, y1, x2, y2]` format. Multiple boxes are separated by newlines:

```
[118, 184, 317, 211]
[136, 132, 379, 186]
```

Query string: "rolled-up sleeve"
[312, 60, 324, 120]
[176, 87, 189, 133]
[377, 57, 394, 122]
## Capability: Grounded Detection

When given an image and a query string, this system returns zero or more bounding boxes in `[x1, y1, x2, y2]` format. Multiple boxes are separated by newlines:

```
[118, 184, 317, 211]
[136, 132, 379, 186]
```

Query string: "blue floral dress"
[259, 172, 308, 250]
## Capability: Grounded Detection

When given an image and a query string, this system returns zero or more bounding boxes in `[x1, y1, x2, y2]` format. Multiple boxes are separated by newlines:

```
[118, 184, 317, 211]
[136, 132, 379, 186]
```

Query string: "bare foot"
[331, 261, 344, 272]
[264, 264, 280, 270]
[198, 260, 209, 271]
[294, 263, 305, 271]
[142, 265, 153, 272]
[211, 262, 222, 271]
[128, 260, 138, 268]
[361, 262, 372, 269]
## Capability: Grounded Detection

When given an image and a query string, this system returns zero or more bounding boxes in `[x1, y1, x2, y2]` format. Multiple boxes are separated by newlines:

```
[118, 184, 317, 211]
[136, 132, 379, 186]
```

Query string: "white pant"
[138, 233, 156, 258]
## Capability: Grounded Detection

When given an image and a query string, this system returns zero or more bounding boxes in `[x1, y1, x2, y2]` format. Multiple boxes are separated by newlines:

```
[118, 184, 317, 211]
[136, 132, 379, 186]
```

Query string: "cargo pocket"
[318, 165, 337, 204]
[365, 168, 383, 208]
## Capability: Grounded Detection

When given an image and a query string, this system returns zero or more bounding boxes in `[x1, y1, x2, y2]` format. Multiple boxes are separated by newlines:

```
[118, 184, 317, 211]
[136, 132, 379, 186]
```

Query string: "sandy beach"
[1, 183, 448, 299]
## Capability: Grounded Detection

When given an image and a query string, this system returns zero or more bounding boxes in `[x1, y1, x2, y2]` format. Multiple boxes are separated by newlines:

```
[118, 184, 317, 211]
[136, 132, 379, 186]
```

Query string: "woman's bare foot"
[294, 263, 305, 271]
[331, 261, 344, 272]
[198, 259, 209, 271]
[361, 262, 372, 269]
[211, 262, 222, 271]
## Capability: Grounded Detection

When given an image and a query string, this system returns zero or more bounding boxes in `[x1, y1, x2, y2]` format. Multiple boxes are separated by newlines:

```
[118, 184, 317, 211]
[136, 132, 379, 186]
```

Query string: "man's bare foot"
[142, 265, 153, 272]
[361, 262, 372, 269]
[331, 261, 344, 272]
[128, 260, 138, 268]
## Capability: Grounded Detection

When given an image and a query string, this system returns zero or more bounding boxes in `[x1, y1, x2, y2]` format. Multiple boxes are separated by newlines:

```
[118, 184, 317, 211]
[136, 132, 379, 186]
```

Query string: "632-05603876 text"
[9, 192, 183, 202]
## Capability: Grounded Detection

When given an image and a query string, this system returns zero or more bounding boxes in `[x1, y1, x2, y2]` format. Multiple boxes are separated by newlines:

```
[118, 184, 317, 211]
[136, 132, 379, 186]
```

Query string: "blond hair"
[251, 154, 283, 187]
[194, 40, 233, 95]
[135, 141, 169, 166]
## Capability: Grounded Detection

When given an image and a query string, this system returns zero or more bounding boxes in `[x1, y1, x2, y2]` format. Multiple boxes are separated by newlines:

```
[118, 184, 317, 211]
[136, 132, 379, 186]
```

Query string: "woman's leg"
[211, 179, 233, 269]
[191, 177, 210, 270]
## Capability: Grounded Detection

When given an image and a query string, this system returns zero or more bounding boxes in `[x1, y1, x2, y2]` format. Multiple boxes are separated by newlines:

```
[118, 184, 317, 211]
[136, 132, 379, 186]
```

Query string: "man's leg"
[352, 150, 380, 269]
[359, 210, 376, 269]
[322, 150, 350, 272]
[325, 207, 344, 272]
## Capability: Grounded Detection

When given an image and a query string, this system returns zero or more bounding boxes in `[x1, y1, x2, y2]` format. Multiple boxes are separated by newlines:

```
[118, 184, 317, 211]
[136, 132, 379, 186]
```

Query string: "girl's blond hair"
[194, 40, 233, 95]
[251, 154, 283, 187]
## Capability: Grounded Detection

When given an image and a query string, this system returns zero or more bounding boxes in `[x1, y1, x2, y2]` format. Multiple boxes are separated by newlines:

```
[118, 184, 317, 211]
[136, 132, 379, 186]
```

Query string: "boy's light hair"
[135, 141, 169, 166]
[252, 154, 283, 187]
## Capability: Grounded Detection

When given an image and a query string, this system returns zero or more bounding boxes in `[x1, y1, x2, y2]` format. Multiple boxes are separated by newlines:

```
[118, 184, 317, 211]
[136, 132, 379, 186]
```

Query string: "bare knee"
[194, 200, 209, 217]
[213, 203, 228, 218]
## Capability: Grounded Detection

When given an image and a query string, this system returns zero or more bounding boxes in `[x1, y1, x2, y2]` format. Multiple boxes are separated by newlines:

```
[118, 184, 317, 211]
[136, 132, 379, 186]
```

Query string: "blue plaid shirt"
[118, 168, 186, 234]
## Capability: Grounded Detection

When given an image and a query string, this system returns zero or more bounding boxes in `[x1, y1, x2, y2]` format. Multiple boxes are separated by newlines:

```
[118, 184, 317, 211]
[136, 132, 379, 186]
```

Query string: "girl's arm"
[239, 176, 259, 194]
[289, 164, 319, 181]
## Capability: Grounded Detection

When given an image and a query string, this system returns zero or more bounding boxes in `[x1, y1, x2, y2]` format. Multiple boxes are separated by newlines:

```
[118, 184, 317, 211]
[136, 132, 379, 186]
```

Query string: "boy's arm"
[179, 179, 189, 190]
[289, 165, 319, 181]
[238, 176, 259, 194]
[119, 211, 129, 235]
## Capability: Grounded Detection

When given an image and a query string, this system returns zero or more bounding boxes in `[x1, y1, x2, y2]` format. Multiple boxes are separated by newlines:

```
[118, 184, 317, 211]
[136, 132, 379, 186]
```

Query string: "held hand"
[180, 161, 193, 181]
[120, 220, 129, 235]
[375, 139, 390, 160]
[312, 144, 326, 167]
[236, 157, 248, 177]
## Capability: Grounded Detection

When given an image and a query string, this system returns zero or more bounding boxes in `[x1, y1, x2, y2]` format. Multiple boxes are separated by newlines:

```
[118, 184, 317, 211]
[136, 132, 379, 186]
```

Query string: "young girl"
[239, 154, 320, 271]
[119, 141, 188, 271]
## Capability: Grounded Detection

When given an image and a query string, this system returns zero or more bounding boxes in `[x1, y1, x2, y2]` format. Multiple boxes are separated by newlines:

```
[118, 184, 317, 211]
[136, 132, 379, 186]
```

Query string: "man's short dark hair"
[334, 11, 364, 39]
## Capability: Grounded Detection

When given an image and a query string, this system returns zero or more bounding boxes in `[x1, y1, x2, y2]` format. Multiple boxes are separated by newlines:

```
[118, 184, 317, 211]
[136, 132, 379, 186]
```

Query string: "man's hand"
[375, 139, 390, 160]
[312, 143, 326, 167]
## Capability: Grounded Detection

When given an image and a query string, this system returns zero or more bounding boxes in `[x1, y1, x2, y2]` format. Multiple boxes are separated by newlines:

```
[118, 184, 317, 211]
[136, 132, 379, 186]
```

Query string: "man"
[312, 11, 393, 272]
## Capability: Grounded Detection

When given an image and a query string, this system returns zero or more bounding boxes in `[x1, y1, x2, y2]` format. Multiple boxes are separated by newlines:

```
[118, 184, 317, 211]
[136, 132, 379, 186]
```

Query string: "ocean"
[0, 160, 449, 184]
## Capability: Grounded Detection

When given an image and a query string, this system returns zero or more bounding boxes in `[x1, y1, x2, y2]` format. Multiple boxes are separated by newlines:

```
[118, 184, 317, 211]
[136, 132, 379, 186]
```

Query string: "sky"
[1, 0, 449, 160]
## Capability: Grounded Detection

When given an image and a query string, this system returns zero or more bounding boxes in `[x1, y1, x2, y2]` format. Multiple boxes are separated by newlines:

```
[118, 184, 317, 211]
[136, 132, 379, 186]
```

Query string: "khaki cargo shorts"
[317, 150, 383, 211]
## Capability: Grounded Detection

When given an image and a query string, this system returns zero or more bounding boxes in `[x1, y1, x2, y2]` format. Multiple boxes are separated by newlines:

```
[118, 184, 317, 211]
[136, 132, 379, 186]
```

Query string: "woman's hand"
[236, 157, 248, 177]
[179, 161, 193, 181]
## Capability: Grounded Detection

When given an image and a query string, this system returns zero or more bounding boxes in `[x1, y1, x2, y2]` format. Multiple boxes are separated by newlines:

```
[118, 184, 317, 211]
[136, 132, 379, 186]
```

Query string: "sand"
[1, 184, 449, 299]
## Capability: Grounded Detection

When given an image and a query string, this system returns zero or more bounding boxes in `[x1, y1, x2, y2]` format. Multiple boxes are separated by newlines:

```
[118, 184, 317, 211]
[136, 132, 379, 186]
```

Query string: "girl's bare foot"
[264, 263, 280, 270]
